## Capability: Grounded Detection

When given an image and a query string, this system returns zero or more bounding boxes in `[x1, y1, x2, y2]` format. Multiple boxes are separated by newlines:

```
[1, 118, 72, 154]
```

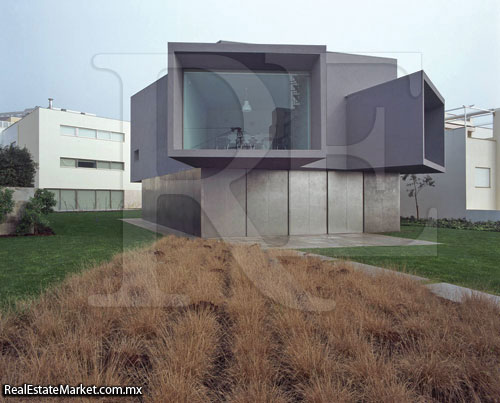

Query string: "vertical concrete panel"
[364, 172, 400, 233]
[200, 169, 246, 238]
[247, 170, 288, 236]
[289, 171, 327, 235]
[346, 173, 364, 232]
[328, 171, 363, 233]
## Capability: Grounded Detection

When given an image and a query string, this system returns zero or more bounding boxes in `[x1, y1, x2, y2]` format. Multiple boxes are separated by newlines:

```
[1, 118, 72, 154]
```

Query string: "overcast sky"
[2, 0, 499, 120]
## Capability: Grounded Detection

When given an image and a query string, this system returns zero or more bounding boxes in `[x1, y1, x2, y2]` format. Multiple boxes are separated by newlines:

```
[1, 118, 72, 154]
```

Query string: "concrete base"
[0, 187, 35, 235]
[142, 168, 401, 237]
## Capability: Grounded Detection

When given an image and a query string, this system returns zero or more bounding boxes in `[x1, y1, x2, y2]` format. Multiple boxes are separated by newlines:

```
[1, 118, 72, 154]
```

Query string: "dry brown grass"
[1, 235, 500, 402]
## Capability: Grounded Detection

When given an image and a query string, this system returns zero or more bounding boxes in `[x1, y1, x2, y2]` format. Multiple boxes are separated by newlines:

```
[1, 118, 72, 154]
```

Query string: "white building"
[0, 104, 141, 211]
[400, 106, 500, 220]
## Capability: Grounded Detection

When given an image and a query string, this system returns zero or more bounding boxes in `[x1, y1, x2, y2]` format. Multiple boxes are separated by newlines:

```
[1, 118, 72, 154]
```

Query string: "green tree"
[0, 187, 15, 223]
[402, 174, 436, 219]
[16, 189, 57, 234]
[0, 145, 37, 187]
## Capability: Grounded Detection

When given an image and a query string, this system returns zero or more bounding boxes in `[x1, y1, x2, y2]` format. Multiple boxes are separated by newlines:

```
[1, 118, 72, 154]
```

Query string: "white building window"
[61, 126, 76, 136]
[60, 158, 76, 167]
[60, 158, 124, 170]
[47, 189, 124, 211]
[78, 128, 97, 139]
[475, 167, 491, 188]
[60, 125, 124, 142]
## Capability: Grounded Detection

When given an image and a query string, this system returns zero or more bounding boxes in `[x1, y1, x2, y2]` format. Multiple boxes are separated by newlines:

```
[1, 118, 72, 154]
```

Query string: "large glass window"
[111, 190, 124, 209]
[77, 190, 96, 210]
[183, 70, 311, 150]
[96, 190, 111, 210]
[60, 190, 76, 211]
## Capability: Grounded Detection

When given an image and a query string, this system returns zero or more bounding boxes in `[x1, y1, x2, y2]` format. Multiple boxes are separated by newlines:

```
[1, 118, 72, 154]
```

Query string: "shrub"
[0, 187, 15, 223]
[0, 145, 37, 187]
[402, 216, 500, 232]
[16, 189, 57, 234]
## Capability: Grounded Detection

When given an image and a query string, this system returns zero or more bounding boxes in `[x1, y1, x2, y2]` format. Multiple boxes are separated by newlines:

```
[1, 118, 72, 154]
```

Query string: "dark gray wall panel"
[142, 168, 201, 236]
[345, 71, 444, 173]
[246, 170, 288, 236]
[131, 74, 191, 182]
[323, 52, 397, 170]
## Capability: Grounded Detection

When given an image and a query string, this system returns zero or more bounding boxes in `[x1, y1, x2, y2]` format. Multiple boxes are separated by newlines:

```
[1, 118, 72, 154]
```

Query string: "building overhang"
[170, 149, 325, 170]
[345, 70, 445, 174]
[167, 42, 327, 166]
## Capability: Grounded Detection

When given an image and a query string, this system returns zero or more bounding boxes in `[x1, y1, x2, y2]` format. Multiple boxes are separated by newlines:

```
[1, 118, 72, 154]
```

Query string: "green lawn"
[302, 224, 500, 295]
[0, 210, 158, 307]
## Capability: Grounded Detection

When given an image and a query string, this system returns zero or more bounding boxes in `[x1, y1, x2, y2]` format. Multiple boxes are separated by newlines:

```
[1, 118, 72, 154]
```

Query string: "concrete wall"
[466, 135, 497, 210]
[37, 108, 141, 205]
[466, 210, 500, 223]
[328, 171, 363, 233]
[364, 172, 400, 232]
[495, 108, 500, 209]
[144, 167, 400, 237]
[400, 128, 467, 219]
[2, 111, 39, 186]
[289, 171, 327, 235]
[246, 170, 288, 236]
[142, 168, 201, 236]
[0, 187, 35, 235]
[200, 168, 246, 237]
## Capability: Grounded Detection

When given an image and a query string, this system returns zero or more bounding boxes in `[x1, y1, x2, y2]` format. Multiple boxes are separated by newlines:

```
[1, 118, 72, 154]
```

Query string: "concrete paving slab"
[426, 283, 500, 304]
[121, 218, 196, 238]
[221, 232, 437, 249]
[296, 251, 428, 282]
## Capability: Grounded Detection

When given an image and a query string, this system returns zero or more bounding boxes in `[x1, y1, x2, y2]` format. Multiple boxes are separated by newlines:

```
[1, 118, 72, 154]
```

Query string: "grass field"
[302, 224, 500, 295]
[1, 236, 499, 401]
[0, 210, 158, 307]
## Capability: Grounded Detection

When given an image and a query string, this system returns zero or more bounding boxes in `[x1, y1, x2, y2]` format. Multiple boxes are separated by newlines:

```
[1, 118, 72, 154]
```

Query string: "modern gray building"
[131, 41, 444, 238]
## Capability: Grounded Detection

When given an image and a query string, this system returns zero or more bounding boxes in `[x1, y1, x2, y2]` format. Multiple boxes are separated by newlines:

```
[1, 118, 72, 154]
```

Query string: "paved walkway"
[122, 218, 436, 249]
[122, 218, 499, 305]
[222, 233, 436, 249]
[122, 218, 197, 238]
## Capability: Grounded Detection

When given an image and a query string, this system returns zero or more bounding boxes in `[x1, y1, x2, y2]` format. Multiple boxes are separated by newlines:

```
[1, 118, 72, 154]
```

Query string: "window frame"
[60, 125, 125, 143]
[182, 69, 312, 151]
[475, 167, 491, 188]
[60, 158, 125, 171]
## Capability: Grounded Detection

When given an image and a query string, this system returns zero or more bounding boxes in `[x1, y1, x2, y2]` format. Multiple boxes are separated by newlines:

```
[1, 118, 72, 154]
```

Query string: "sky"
[1, 0, 499, 121]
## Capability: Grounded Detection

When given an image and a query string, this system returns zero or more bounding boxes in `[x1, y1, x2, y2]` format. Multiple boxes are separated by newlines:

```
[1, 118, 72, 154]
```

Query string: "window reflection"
[183, 71, 311, 150]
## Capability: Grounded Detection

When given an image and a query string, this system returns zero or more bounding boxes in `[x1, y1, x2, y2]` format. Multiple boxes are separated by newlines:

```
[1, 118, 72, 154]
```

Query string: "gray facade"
[400, 128, 467, 219]
[132, 41, 444, 237]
